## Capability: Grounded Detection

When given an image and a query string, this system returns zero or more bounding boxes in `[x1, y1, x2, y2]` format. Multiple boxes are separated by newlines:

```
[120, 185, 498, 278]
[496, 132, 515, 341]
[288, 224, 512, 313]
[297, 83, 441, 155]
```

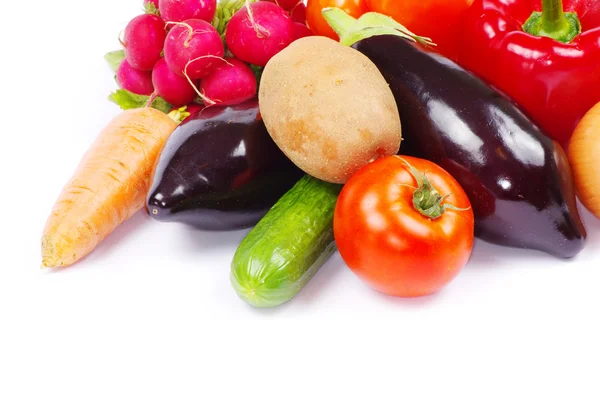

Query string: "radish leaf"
[144, 2, 160, 16]
[109, 89, 172, 113]
[104, 50, 125, 73]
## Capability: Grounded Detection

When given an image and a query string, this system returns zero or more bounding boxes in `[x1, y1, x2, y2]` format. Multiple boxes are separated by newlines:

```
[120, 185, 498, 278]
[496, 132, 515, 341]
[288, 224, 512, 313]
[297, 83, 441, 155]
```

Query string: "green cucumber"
[230, 175, 342, 308]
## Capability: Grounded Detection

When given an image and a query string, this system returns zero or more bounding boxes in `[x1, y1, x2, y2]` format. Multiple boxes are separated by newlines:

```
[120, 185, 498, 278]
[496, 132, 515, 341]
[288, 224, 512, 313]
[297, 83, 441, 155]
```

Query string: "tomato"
[366, 0, 474, 60]
[306, 0, 369, 40]
[334, 156, 474, 297]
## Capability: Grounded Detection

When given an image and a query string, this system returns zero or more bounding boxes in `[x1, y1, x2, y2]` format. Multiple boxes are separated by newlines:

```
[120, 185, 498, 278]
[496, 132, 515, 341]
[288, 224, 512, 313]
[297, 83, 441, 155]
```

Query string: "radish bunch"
[113, 0, 313, 110]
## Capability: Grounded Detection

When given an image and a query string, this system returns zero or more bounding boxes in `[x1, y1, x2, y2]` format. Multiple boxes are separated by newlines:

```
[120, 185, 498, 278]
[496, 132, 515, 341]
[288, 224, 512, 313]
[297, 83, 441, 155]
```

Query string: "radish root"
[145, 92, 158, 108]
[118, 30, 127, 47]
[245, 0, 270, 38]
[182, 56, 233, 106]
[166, 21, 214, 47]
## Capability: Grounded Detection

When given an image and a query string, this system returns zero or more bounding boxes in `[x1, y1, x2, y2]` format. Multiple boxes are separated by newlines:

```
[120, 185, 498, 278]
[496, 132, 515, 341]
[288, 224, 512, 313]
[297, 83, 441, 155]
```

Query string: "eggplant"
[349, 34, 586, 258]
[146, 100, 303, 230]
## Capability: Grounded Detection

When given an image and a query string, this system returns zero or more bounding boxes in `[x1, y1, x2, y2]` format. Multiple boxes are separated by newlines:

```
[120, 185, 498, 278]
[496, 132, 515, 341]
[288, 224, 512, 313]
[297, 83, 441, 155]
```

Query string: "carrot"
[41, 108, 177, 268]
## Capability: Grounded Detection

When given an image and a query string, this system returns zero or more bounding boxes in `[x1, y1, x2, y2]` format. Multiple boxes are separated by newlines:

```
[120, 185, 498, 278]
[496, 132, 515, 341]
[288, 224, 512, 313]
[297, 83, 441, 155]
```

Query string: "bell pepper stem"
[522, 0, 581, 43]
[542, 0, 565, 26]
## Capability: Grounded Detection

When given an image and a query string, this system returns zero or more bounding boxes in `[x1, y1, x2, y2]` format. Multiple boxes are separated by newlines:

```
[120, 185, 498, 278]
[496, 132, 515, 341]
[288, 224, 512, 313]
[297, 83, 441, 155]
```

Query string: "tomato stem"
[396, 157, 470, 220]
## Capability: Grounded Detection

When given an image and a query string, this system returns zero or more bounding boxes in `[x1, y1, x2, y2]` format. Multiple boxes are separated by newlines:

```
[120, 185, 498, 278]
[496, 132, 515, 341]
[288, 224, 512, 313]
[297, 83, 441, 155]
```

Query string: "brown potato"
[259, 36, 402, 184]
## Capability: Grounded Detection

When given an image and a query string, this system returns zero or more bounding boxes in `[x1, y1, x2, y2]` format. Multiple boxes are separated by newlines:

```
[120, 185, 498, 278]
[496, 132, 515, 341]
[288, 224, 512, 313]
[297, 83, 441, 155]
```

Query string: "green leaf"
[250, 64, 263, 91]
[322, 8, 435, 48]
[104, 50, 125, 73]
[109, 89, 173, 114]
[144, 2, 160, 16]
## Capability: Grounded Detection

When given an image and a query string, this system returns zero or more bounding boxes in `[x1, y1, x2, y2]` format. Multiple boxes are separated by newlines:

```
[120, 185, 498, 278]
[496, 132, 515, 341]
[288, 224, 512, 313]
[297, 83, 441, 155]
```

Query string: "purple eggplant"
[350, 34, 586, 258]
[146, 100, 303, 230]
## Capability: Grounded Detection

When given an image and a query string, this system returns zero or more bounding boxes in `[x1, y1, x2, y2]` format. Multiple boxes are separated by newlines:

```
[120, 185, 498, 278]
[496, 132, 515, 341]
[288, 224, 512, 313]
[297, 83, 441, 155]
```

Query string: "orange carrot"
[41, 108, 177, 268]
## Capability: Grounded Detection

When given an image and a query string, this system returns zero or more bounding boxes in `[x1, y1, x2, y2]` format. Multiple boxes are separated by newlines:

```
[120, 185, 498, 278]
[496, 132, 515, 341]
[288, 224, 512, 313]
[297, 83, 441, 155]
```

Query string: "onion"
[568, 102, 600, 218]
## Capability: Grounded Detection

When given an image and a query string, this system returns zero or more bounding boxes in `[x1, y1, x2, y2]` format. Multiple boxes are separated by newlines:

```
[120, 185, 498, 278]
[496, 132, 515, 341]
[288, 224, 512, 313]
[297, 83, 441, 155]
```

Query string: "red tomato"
[366, 0, 474, 60]
[306, 0, 369, 40]
[334, 156, 474, 297]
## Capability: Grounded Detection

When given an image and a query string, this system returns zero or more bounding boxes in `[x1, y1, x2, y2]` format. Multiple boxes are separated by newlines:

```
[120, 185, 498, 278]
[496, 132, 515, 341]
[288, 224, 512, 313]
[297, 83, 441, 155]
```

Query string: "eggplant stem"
[322, 8, 435, 48]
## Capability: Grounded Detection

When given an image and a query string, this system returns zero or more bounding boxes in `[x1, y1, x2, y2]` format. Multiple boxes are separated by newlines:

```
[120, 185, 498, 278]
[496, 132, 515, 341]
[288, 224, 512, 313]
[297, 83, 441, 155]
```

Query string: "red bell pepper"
[457, 0, 600, 147]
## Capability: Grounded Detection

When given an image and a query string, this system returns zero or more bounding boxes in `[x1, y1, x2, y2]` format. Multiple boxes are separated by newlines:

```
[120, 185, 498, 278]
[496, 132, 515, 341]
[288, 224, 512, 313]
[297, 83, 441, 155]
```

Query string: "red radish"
[226, 2, 294, 67]
[262, 0, 300, 11]
[184, 103, 204, 117]
[152, 58, 198, 106]
[290, 2, 306, 23]
[263, 0, 306, 23]
[292, 22, 312, 40]
[159, 0, 217, 23]
[199, 58, 257, 106]
[164, 19, 224, 79]
[116, 59, 155, 95]
[122, 14, 166, 71]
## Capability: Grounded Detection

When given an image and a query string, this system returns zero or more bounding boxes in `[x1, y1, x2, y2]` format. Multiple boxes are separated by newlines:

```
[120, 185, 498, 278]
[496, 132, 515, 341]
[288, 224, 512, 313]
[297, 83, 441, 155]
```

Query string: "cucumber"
[230, 175, 342, 308]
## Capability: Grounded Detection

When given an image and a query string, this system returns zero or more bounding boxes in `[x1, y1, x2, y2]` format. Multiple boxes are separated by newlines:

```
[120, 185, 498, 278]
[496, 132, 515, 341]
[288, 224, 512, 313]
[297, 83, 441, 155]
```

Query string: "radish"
[152, 58, 198, 106]
[292, 22, 312, 40]
[262, 0, 299, 11]
[226, 2, 294, 67]
[184, 103, 204, 117]
[199, 58, 257, 106]
[164, 19, 225, 79]
[290, 2, 306, 23]
[116, 59, 155, 95]
[159, 0, 217, 23]
[122, 14, 166, 71]
[263, 0, 306, 23]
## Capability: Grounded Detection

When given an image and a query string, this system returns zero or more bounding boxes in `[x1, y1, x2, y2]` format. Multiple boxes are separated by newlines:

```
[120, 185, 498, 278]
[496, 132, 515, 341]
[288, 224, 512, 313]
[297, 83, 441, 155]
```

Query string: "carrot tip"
[41, 255, 64, 268]
[41, 236, 57, 268]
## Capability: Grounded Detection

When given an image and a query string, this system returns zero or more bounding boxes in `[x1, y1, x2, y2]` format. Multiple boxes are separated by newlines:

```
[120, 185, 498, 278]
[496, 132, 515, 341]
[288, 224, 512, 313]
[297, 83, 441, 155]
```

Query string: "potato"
[259, 36, 402, 184]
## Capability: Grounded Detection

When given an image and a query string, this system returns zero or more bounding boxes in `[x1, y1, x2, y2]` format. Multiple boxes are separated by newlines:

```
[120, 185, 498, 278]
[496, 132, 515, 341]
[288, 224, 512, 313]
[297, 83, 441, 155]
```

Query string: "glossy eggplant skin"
[146, 100, 303, 230]
[353, 35, 586, 259]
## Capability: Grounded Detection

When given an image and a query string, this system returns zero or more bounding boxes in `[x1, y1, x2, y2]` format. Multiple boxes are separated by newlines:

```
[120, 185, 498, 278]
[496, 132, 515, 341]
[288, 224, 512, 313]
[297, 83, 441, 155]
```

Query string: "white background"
[2, 0, 600, 396]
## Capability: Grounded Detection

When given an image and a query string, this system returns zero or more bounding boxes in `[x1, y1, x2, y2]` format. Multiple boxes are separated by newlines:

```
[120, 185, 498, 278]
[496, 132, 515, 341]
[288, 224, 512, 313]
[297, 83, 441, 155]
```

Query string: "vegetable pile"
[42, 0, 600, 308]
